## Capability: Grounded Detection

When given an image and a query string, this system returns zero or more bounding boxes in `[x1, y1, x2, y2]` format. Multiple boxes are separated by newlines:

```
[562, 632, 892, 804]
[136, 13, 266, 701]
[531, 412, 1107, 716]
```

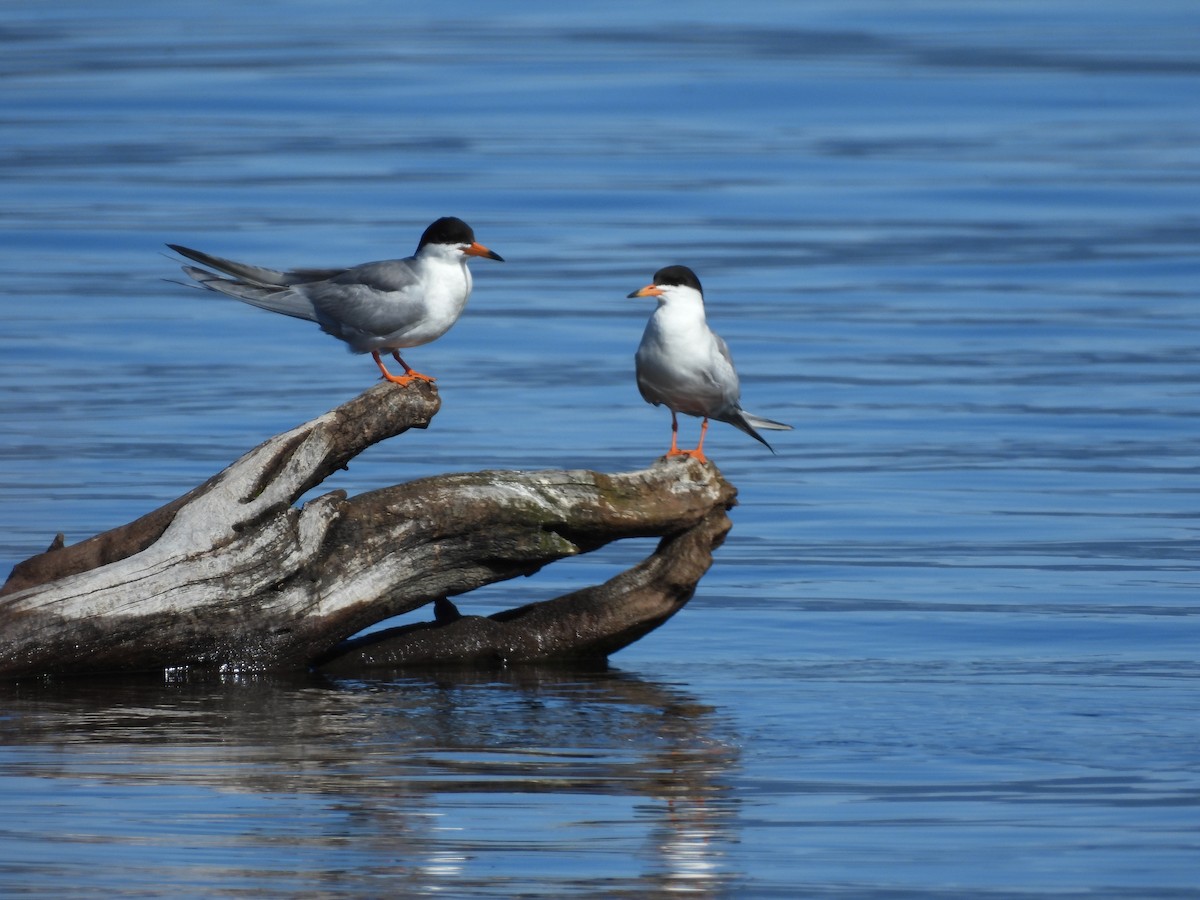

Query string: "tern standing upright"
[170, 216, 503, 386]
[630, 265, 791, 462]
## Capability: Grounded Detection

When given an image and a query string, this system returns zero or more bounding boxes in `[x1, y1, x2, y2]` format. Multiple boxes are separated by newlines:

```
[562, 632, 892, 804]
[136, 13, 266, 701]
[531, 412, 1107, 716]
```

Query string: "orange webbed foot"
[381, 370, 436, 386]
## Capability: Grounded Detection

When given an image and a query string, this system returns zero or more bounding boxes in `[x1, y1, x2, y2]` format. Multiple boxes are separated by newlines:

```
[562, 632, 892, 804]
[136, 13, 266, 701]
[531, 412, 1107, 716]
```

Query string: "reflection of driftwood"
[1, 383, 736, 679]
[0, 669, 740, 893]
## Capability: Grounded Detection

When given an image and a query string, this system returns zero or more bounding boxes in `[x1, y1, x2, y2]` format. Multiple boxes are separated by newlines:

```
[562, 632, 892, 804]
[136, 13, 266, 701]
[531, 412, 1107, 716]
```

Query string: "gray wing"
[712, 332, 736, 376]
[171, 244, 349, 322]
[635, 327, 738, 415]
[169, 244, 347, 287]
[324, 259, 422, 293]
[707, 331, 743, 407]
[709, 330, 793, 451]
[635, 365, 662, 407]
[634, 334, 670, 408]
[301, 259, 428, 342]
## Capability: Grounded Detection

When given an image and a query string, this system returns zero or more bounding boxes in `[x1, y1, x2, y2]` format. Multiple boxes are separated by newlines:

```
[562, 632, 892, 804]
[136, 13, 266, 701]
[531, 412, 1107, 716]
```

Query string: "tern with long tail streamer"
[630, 265, 792, 462]
[170, 217, 503, 386]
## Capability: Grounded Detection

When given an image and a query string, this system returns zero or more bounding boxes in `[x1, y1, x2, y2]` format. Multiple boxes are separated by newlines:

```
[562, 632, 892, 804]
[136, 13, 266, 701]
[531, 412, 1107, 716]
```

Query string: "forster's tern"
[169, 216, 503, 385]
[630, 265, 791, 462]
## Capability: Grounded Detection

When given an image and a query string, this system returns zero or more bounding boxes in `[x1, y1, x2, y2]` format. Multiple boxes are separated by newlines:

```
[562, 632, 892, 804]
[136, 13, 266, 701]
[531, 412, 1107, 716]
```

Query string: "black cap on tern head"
[417, 216, 504, 261]
[652, 265, 703, 294]
[417, 216, 476, 249]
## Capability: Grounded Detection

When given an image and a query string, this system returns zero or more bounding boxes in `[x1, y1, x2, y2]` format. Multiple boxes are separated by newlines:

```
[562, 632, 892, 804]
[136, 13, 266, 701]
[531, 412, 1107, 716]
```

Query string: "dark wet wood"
[316, 502, 733, 672]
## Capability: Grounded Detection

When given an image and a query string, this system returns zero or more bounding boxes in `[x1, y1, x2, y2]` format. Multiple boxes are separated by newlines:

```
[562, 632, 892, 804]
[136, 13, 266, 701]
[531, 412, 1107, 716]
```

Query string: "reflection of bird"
[169, 217, 503, 385]
[629, 265, 792, 463]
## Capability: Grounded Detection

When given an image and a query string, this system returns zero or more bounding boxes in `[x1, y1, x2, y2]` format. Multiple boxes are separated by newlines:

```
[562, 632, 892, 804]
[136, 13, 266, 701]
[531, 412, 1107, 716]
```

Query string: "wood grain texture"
[1, 382, 736, 678]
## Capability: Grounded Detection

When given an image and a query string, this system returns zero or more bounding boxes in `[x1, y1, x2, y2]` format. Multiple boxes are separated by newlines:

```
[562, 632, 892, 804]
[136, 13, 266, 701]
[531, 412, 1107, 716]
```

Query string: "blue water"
[2, 1, 1200, 896]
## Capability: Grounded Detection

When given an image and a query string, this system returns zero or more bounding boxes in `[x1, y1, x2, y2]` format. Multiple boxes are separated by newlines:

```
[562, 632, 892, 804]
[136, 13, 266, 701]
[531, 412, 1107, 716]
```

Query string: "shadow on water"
[0, 666, 741, 896]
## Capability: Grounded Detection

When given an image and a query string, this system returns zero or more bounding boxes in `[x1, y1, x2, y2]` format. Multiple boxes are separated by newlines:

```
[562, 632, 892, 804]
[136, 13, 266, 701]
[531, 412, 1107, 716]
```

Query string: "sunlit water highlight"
[2, 1, 1199, 896]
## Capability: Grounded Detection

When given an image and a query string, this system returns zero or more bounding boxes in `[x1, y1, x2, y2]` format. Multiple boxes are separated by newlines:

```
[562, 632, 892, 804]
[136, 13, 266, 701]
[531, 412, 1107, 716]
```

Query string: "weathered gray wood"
[2, 381, 442, 598]
[1, 383, 736, 679]
[316, 502, 733, 672]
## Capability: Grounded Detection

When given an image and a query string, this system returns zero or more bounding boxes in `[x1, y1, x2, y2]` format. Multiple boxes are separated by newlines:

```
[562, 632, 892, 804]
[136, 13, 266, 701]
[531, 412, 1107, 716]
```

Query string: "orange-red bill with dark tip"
[627, 284, 664, 298]
[464, 242, 504, 261]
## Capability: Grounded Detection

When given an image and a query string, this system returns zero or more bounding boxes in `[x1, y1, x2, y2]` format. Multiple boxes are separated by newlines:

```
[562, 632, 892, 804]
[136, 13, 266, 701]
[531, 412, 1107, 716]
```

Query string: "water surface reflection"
[0, 667, 740, 896]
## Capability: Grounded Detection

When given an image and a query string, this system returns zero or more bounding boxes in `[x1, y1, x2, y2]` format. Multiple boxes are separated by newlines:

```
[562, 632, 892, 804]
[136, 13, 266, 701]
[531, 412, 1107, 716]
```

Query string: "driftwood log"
[1, 382, 736, 679]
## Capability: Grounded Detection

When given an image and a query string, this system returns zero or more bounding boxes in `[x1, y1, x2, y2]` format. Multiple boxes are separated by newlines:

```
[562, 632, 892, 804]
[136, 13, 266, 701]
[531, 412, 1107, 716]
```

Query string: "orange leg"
[372, 350, 436, 386]
[689, 418, 710, 464]
[666, 411, 687, 457]
[665, 413, 709, 463]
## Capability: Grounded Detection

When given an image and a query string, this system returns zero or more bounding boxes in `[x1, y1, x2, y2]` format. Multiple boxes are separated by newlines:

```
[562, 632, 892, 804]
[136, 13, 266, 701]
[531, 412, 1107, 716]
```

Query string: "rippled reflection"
[2, 0, 1199, 895]
[0, 668, 740, 895]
